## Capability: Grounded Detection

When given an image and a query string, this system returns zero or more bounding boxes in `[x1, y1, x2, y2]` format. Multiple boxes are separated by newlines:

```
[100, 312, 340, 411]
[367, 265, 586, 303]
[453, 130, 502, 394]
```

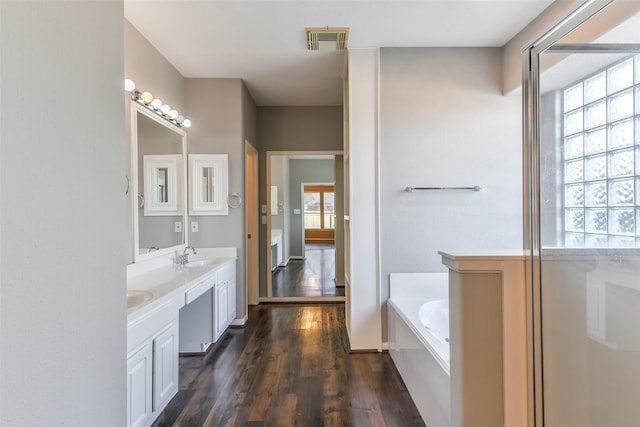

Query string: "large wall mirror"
[131, 102, 188, 262]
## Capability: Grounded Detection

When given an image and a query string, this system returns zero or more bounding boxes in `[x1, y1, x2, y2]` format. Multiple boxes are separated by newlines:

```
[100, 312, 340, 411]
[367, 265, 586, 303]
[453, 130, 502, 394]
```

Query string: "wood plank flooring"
[272, 244, 345, 298]
[152, 304, 425, 427]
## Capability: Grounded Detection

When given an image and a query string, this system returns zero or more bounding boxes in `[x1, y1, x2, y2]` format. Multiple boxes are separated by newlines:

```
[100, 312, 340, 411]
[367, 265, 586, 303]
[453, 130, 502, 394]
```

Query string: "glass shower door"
[533, 14, 640, 427]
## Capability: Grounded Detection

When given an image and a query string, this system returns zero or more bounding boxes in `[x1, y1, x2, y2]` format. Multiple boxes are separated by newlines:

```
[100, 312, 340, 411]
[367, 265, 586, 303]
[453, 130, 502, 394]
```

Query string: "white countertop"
[127, 248, 236, 322]
[438, 249, 527, 261]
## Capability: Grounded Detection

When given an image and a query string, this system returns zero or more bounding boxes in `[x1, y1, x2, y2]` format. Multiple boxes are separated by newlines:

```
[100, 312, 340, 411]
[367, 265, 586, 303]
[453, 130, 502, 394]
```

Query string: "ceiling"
[124, 0, 555, 106]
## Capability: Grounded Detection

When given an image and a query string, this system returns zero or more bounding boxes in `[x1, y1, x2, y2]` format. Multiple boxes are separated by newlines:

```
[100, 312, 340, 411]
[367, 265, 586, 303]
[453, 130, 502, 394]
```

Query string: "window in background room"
[303, 185, 335, 243]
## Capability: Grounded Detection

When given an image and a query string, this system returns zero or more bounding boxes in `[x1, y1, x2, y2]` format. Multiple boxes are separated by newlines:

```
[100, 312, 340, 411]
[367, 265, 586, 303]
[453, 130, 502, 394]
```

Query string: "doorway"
[265, 151, 345, 301]
[524, 3, 640, 426]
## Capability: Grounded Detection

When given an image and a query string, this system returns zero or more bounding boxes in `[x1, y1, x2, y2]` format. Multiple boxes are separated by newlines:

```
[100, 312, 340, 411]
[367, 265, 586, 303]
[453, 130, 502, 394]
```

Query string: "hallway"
[152, 304, 424, 426]
[272, 243, 345, 298]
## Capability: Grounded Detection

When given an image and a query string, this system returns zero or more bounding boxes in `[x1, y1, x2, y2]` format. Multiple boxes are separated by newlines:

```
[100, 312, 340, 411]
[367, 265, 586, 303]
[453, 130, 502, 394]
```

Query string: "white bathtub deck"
[388, 273, 451, 427]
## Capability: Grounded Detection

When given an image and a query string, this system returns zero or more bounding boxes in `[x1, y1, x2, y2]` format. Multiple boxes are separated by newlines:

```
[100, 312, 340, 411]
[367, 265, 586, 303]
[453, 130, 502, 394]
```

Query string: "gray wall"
[257, 106, 343, 296]
[288, 159, 335, 257]
[185, 78, 257, 319]
[1, 2, 126, 425]
[270, 155, 291, 263]
[124, 19, 186, 262]
[270, 156, 286, 232]
[379, 47, 523, 339]
[242, 82, 258, 149]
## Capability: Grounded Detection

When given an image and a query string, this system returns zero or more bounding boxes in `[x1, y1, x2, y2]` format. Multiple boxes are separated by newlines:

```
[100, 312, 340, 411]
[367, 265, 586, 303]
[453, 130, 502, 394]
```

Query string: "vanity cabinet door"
[217, 262, 236, 325]
[127, 343, 153, 427]
[227, 279, 236, 323]
[215, 283, 228, 341]
[153, 322, 179, 412]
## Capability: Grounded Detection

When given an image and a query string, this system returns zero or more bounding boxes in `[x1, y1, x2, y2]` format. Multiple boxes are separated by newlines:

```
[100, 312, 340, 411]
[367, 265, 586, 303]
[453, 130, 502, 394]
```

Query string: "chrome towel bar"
[405, 186, 482, 192]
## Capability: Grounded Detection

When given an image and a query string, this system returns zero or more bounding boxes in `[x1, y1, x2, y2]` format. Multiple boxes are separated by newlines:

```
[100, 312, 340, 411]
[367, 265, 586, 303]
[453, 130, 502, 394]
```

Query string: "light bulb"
[176, 115, 185, 124]
[140, 91, 153, 105]
[150, 99, 162, 110]
[168, 109, 179, 119]
[182, 119, 191, 128]
[124, 79, 136, 92]
[160, 104, 171, 115]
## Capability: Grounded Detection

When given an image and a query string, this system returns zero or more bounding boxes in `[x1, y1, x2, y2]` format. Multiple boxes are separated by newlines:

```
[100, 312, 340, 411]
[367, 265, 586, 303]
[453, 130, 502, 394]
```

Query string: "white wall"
[379, 48, 523, 339]
[1, 2, 126, 425]
[346, 48, 382, 351]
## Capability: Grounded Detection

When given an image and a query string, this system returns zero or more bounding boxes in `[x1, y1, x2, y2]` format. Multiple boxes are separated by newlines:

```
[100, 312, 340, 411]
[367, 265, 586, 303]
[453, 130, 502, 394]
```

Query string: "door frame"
[264, 150, 344, 301]
[245, 141, 259, 307]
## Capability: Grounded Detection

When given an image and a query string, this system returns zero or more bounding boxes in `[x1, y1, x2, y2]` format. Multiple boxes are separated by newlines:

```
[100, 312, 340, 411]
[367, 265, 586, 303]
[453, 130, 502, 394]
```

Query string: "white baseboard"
[230, 315, 248, 327]
[382, 341, 389, 351]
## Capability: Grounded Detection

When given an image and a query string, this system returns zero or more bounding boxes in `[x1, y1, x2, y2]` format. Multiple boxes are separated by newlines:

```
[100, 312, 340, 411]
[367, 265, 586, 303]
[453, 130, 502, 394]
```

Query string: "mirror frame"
[188, 154, 229, 216]
[131, 101, 188, 263]
[143, 154, 183, 216]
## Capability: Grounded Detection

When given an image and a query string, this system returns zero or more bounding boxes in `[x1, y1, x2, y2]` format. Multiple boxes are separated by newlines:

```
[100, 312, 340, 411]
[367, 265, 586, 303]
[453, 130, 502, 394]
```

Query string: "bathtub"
[388, 273, 450, 427]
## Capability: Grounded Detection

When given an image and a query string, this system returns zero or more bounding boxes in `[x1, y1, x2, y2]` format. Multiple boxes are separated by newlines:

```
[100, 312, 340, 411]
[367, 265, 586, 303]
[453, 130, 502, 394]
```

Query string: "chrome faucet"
[147, 246, 160, 252]
[177, 246, 197, 265]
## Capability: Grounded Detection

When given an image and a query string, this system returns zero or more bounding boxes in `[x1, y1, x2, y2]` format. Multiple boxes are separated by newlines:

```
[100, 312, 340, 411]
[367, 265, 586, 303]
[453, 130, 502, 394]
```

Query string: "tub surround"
[439, 250, 528, 427]
[388, 252, 529, 427]
[388, 273, 451, 427]
[389, 272, 449, 371]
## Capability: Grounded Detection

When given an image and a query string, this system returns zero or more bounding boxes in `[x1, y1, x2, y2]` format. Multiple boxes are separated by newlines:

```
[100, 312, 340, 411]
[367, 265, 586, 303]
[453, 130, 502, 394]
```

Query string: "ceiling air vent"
[306, 27, 350, 51]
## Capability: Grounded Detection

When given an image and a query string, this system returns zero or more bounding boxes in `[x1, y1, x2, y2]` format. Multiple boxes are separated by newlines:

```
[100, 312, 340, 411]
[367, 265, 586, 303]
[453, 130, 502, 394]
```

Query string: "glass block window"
[562, 55, 640, 246]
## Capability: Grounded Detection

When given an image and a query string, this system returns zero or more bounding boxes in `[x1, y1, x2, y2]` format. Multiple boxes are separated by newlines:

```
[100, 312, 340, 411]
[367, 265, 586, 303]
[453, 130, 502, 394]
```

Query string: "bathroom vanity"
[126, 248, 237, 427]
[125, 87, 239, 427]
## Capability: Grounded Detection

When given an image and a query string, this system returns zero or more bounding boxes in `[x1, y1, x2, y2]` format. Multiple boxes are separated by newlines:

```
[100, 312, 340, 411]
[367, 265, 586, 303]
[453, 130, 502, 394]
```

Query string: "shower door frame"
[523, 0, 640, 425]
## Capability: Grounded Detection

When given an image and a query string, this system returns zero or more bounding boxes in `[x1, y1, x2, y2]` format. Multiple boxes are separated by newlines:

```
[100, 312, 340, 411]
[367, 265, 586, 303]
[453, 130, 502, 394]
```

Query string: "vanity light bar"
[124, 79, 191, 129]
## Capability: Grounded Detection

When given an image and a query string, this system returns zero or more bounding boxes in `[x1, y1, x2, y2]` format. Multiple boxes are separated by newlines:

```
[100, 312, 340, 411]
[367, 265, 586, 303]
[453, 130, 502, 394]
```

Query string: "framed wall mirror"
[188, 154, 229, 216]
[131, 102, 188, 262]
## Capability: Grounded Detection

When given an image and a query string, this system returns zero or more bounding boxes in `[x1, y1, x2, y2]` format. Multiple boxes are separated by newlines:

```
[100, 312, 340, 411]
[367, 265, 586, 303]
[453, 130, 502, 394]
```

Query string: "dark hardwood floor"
[153, 304, 425, 427]
[272, 243, 345, 298]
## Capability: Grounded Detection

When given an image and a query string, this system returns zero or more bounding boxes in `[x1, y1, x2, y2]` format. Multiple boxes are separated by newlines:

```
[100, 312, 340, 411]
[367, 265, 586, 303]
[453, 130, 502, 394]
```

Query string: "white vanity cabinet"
[215, 282, 228, 341]
[127, 300, 179, 427]
[152, 322, 179, 411]
[126, 250, 237, 426]
[214, 261, 236, 342]
[127, 342, 153, 427]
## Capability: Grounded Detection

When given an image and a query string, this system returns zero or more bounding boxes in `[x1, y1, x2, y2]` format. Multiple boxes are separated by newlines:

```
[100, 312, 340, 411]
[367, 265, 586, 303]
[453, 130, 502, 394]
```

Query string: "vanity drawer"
[128, 299, 176, 355]
[185, 275, 215, 305]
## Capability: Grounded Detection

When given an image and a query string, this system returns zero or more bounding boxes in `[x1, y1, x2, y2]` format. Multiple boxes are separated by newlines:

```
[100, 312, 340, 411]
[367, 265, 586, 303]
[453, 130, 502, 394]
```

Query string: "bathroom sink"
[185, 258, 220, 268]
[127, 290, 153, 309]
